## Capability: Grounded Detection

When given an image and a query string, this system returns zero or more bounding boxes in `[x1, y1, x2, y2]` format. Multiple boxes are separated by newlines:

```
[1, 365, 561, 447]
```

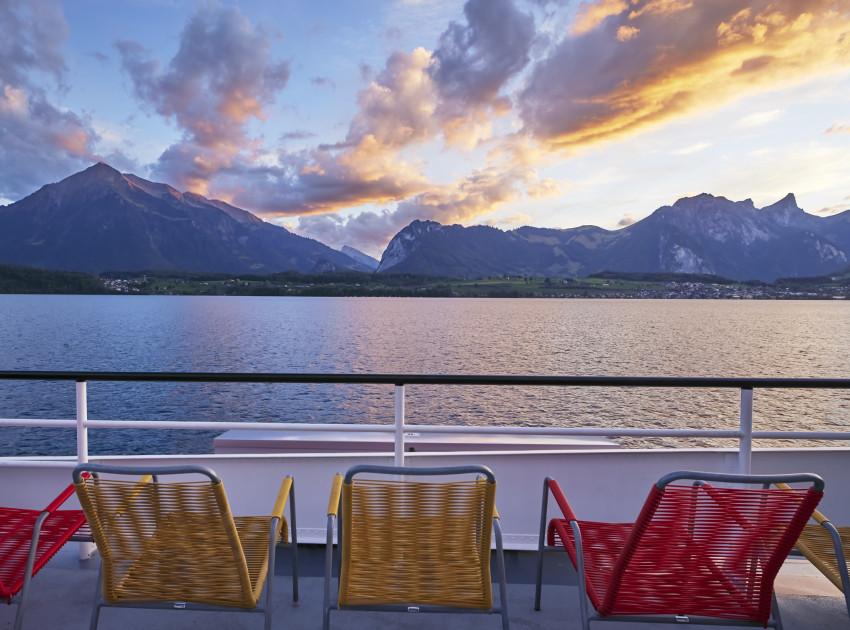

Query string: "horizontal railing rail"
[1, 370, 850, 473]
[3, 370, 850, 388]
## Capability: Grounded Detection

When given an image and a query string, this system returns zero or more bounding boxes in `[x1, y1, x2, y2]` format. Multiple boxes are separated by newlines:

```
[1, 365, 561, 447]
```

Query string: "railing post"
[394, 384, 405, 467]
[739, 387, 753, 474]
[75, 380, 88, 464]
[75, 380, 96, 559]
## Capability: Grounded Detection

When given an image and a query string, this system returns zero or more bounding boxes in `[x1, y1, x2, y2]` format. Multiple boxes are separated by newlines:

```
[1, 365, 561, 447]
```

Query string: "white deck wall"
[2, 446, 848, 549]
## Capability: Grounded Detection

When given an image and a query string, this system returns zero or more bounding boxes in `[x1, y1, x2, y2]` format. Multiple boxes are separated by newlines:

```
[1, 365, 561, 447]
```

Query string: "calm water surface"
[1, 295, 848, 455]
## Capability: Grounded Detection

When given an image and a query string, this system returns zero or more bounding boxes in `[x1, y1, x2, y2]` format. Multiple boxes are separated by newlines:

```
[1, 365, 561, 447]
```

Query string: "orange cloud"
[571, 0, 629, 35]
[520, 1, 850, 153]
[629, 0, 693, 19]
[617, 25, 640, 41]
[826, 123, 850, 134]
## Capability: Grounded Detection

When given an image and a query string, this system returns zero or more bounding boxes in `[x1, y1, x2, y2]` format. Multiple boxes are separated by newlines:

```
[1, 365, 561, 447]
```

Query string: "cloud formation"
[519, 0, 850, 149]
[429, 0, 535, 145]
[116, 0, 291, 194]
[214, 0, 547, 255]
[294, 163, 563, 257]
[4, 0, 850, 258]
[274, 0, 850, 255]
[0, 0, 97, 201]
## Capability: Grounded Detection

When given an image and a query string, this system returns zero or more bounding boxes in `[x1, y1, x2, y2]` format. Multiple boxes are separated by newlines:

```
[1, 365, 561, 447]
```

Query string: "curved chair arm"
[324, 475, 344, 630]
[328, 475, 343, 518]
[535, 476, 579, 612]
[545, 477, 579, 523]
[272, 477, 293, 522]
[268, 476, 298, 606]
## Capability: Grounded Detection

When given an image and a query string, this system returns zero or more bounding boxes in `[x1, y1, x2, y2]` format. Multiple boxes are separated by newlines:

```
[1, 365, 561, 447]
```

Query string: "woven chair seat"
[324, 465, 509, 630]
[0, 507, 88, 600]
[73, 464, 297, 630]
[536, 471, 824, 630]
[0, 481, 90, 630]
[794, 522, 850, 593]
[549, 514, 772, 620]
[340, 479, 493, 609]
[102, 512, 285, 607]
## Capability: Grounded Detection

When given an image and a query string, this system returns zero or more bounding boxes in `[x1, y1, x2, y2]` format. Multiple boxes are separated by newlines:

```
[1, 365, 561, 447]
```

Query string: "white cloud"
[735, 109, 784, 128]
[672, 142, 712, 155]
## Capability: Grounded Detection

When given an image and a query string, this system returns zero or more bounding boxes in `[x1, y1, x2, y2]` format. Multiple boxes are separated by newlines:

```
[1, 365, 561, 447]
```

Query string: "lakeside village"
[4, 260, 848, 298]
[99, 271, 850, 299]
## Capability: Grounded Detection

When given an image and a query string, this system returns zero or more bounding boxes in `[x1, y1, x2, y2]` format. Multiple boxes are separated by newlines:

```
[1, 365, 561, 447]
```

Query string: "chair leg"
[570, 521, 591, 630]
[323, 513, 336, 630]
[14, 510, 50, 630]
[289, 481, 299, 604]
[265, 517, 277, 630]
[89, 562, 105, 630]
[534, 477, 550, 611]
[494, 517, 510, 630]
[771, 590, 784, 630]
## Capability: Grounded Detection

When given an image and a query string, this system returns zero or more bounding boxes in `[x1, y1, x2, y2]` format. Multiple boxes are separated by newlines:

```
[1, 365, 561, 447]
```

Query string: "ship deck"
[3, 543, 847, 629]
[3, 370, 850, 629]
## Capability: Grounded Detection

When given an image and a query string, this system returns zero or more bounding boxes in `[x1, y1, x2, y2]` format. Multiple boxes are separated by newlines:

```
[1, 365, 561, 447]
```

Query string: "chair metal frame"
[1, 480, 90, 630]
[72, 464, 298, 630]
[535, 471, 825, 630]
[323, 464, 509, 630]
[776, 482, 850, 620]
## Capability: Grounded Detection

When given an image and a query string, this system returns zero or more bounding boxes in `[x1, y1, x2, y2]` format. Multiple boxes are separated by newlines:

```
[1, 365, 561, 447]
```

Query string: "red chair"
[1, 480, 90, 630]
[534, 471, 824, 629]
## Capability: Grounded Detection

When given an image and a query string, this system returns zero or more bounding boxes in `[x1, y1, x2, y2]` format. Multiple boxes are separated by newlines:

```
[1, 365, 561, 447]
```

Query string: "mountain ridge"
[3, 163, 849, 282]
[376, 194, 850, 282]
[0, 163, 368, 275]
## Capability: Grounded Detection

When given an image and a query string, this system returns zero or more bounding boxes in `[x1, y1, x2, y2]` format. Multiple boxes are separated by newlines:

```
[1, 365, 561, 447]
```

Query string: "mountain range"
[378, 194, 850, 282]
[2, 163, 848, 282]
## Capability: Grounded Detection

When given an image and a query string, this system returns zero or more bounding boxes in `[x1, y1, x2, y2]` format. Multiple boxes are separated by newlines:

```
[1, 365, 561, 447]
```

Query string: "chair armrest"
[328, 475, 343, 518]
[272, 477, 293, 521]
[547, 478, 578, 522]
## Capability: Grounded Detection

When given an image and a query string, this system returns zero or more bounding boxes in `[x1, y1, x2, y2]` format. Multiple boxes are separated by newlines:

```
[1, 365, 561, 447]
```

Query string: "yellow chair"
[72, 464, 297, 630]
[323, 464, 509, 630]
[776, 482, 850, 619]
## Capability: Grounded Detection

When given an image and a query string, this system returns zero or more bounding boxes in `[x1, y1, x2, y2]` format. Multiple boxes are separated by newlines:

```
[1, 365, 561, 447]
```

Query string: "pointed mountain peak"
[760, 193, 807, 227]
[76, 162, 124, 182]
[763, 193, 799, 210]
[51, 162, 130, 195]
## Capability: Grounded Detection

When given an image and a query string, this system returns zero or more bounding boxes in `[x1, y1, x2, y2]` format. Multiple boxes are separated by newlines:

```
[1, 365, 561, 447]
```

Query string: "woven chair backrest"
[339, 476, 496, 609]
[601, 482, 822, 623]
[74, 476, 255, 606]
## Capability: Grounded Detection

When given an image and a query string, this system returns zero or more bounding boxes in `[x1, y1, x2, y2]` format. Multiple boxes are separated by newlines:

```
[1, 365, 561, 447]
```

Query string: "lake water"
[1, 295, 849, 455]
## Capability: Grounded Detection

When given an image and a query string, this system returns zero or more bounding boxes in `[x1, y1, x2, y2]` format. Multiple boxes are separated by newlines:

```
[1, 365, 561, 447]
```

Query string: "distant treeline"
[0, 263, 112, 294]
[3, 263, 850, 295]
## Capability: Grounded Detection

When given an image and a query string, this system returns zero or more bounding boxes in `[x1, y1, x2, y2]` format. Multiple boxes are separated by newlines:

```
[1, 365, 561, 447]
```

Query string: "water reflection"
[1, 295, 848, 455]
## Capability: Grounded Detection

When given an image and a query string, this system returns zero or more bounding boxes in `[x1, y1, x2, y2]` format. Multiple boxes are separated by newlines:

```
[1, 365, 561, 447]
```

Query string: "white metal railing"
[1, 372, 850, 474]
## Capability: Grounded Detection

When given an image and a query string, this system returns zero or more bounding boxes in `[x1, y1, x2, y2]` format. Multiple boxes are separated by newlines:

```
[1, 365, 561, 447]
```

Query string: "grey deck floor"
[1, 546, 847, 629]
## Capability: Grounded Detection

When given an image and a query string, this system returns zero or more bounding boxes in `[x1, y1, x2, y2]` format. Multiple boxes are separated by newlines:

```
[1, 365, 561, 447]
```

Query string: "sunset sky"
[2, 0, 849, 258]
